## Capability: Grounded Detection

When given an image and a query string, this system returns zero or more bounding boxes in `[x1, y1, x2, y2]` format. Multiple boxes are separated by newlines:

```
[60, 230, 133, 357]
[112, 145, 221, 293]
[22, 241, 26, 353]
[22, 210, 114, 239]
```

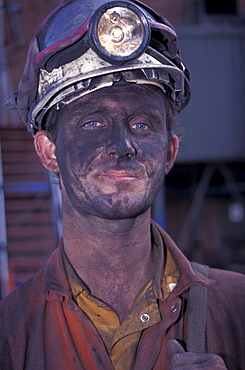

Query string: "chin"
[90, 195, 153, 220]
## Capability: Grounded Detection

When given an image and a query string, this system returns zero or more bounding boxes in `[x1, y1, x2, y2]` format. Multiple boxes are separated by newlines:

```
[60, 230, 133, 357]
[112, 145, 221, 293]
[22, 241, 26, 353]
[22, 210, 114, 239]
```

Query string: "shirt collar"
[151, 220, 215, 297]
[42, 221, 215, 301]
[63, 222, 181, 303]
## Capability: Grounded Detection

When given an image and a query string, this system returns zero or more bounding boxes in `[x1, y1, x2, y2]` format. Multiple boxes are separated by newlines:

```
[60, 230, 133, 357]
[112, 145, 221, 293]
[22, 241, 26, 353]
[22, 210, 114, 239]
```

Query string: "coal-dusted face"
[54, 84, 177, 219]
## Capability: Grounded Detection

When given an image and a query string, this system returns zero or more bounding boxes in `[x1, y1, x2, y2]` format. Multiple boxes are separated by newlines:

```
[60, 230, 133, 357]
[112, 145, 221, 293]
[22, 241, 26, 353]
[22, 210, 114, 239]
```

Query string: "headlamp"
[5, 0, 191, 135]
[88, 1, 150, 63]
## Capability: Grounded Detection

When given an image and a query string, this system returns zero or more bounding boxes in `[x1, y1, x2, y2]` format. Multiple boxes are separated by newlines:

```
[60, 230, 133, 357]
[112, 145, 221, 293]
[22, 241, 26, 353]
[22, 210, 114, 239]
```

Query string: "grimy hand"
[166, 339, 227, 369]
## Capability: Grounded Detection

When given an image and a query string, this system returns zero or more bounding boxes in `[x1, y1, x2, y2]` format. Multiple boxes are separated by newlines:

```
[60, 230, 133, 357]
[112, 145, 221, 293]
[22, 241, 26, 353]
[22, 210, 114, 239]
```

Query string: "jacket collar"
[43, 239, 71, 300]
[151, 220, 215, 297]
[42, 222, 215, 301]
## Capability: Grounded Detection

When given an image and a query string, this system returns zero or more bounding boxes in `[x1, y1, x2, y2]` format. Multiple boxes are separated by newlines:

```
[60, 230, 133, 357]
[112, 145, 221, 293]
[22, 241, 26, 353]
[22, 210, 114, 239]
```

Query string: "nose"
[106, 127, 136, 159]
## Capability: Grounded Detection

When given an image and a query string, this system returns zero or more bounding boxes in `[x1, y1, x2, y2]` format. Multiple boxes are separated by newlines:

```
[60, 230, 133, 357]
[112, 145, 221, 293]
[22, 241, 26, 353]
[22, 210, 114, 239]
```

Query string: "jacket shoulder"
[207, 267, 245, 305]
[0, 268, 45, 332]
[208, 267, 245, 291]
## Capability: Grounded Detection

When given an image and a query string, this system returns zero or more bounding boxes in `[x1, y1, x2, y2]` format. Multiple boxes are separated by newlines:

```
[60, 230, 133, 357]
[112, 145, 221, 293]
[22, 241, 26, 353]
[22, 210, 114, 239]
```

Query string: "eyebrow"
[71, 102, 105, 118]
[70, 101, 164, 122]
[136, 105, 164, 122]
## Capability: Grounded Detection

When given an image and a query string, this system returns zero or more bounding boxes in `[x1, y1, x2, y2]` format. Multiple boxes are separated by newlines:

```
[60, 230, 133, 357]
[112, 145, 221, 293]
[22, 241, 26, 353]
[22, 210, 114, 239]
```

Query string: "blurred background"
[0, 0, 245, 298]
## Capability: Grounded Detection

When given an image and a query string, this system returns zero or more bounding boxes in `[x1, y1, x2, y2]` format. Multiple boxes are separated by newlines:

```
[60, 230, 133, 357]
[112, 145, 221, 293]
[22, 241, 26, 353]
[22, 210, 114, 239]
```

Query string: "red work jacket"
[0, 225, 244, 369]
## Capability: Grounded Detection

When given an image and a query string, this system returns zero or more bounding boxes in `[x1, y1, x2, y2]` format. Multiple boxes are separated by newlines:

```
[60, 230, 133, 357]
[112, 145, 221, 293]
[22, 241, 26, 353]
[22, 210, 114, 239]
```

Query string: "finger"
[169, 352, 227, 368]
[167, 339, 185, 360]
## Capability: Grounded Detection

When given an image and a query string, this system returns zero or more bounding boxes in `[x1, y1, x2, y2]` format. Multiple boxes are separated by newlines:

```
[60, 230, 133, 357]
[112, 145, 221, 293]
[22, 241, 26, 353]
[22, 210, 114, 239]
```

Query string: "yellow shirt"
[64, 224, 180, 369]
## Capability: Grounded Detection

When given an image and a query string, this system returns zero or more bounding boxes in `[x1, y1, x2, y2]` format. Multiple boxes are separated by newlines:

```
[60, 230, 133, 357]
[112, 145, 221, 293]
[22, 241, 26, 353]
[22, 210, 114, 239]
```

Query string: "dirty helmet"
[5, 0, 191, 135]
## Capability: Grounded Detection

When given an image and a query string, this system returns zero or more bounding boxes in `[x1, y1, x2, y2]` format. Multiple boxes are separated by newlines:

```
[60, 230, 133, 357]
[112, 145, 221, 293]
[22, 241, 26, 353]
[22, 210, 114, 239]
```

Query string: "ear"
[34, 131, 60, 174]
[165, 135, 179, 175]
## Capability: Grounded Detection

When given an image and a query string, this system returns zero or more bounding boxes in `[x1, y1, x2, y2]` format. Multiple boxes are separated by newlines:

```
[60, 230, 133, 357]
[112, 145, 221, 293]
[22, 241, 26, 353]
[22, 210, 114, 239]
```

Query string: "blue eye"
[132, 123, 148, 130]
[84, 121, 102, 128]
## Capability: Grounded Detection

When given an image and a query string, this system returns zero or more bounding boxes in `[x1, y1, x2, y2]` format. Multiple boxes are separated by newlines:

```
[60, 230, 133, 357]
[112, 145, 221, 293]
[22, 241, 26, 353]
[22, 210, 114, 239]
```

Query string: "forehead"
[61, 84, 166, 116]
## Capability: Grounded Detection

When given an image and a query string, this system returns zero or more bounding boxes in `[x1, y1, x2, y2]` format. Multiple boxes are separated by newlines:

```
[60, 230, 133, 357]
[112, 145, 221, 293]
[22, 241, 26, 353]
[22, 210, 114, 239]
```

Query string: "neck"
[63, 206, 154, 320]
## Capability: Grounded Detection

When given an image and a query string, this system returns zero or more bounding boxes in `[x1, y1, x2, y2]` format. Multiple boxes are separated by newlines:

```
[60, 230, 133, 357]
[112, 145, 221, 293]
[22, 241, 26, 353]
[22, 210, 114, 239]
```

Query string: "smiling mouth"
[102, 171, 136, 179]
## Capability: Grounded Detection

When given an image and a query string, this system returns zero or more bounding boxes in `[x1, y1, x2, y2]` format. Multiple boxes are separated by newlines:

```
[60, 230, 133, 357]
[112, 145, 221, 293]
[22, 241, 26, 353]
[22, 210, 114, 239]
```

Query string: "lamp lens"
[97, 7, 144, 57]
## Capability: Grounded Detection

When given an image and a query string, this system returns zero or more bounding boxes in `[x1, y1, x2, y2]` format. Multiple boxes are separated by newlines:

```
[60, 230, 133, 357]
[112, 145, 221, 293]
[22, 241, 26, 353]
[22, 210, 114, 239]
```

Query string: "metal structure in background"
[0, 1, 62, 295]
[0, 0, 28, 298]
[174, 21, 245, 266]
[0, 0, 18, 299]
[176, 24, 245, 162]
[177, 164, 245, 258]
[0, 0, 21, 127]
[0, 143, 9, 299]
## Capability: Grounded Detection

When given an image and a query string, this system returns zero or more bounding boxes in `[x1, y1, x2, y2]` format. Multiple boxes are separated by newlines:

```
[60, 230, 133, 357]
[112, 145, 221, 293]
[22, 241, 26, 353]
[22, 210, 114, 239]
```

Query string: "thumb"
[167, 339, 185, 361]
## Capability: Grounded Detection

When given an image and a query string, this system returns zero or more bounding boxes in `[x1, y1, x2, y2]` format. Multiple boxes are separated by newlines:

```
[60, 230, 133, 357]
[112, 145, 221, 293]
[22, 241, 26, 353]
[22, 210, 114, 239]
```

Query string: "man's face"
[52, 84, 177, 219]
